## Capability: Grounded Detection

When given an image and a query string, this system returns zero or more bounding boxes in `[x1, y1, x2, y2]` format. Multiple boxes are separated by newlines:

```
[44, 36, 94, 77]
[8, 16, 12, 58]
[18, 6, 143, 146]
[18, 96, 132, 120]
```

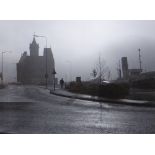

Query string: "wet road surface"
[0, 85, 155, 133]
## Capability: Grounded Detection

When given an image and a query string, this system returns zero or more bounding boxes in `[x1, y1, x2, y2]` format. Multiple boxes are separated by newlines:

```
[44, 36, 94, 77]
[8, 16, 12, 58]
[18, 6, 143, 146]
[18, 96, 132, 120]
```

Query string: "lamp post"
[34, 34, 48, 89]
[138, 48, 142, 72]
[52, 69, 56, 91]
[1, 51, 12, 85]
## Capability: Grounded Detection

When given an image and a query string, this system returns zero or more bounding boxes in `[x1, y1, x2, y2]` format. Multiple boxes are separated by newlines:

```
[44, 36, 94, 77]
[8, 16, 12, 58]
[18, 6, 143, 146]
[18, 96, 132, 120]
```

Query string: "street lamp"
[34, 34, 48, 89]
[52, 69, 56, 91]
[0, 51, 12, 85]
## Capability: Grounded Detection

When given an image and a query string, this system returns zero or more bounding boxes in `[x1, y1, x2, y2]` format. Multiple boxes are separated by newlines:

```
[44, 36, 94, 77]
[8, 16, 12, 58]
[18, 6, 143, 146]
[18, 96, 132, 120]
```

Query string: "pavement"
[1, 85, 155, 133]
[49, 88, 155, 107]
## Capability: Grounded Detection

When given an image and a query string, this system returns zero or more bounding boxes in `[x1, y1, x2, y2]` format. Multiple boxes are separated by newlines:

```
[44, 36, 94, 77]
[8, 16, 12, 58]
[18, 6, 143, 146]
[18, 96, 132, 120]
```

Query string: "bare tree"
[107, 70, 111, 81]
[91, 53, 110, 84]
[90, 68, 97, 78]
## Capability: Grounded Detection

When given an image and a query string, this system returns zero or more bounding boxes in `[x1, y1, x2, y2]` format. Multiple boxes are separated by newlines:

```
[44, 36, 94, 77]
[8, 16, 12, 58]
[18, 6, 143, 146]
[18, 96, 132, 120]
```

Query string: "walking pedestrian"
[60, 78, 64, 89]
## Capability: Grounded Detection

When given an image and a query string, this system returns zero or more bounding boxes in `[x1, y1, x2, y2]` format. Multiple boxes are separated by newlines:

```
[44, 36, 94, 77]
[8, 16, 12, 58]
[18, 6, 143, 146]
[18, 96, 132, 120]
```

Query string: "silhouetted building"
[131, 71, 155, 89]
[128, 69, 142, 79]
[138, 71, 155, 80]
[17, 37, 55, 85]
[76, 77, 81, 83]
[121, 57, 129, 80]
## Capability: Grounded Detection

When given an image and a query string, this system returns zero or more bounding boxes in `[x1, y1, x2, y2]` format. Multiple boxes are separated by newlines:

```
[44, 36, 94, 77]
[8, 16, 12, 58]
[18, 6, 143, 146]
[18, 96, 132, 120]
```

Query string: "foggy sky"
[0, 20, 155, 82]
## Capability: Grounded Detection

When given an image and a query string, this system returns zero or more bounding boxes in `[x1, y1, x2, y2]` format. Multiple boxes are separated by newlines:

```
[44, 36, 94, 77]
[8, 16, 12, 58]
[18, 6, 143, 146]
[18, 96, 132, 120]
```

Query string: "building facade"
[128, 69, 142, 80]
[121, 57, 129, 80]
[121, 57, 142, 81]
[17, 37, 55, 85]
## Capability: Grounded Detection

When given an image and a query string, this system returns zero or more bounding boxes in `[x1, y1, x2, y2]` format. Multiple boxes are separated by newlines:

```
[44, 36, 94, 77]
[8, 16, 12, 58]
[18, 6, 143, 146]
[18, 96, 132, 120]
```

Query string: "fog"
[0, 20, 155, 82]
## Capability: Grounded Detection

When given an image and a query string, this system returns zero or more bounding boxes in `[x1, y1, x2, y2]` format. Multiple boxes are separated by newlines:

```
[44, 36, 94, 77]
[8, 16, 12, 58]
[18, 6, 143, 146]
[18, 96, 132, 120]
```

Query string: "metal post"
[52, 69, 56, 91]
[1, 52, 3, 84]
[138, 48, 142, 72]
[53, 76, 55, 91]
[45, 38, 48, 89]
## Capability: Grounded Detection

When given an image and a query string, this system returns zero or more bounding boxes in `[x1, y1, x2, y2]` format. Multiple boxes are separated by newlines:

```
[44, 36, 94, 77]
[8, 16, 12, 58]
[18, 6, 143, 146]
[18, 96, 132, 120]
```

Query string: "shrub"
[66, 82, 84, 92]
[67, 82, 129, 99]
[98, 83, 129, 98]
[131, 78, 155, 89]
[0, 84, 6, 89]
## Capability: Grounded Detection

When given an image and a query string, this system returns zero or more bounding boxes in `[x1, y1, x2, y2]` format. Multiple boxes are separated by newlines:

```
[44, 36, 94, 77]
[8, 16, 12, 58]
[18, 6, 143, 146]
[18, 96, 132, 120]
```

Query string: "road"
[0, 85, 155, 133]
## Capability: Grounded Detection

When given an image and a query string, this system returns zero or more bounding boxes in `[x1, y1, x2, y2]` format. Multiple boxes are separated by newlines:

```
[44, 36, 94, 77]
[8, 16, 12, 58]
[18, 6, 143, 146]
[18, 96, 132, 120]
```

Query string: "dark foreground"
[0, 85, 155, 133]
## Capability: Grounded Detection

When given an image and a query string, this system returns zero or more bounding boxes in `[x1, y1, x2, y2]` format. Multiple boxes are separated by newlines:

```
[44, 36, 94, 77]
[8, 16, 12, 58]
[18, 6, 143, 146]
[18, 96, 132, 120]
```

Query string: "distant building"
[76, 77, 81, 83]
[128, 69, 142, 79]
[131, 71, 155, 89]
[120, 57, 142, 81]
[17, 36, 55, 85]
[139, 71, 155, 80]
[121, 57, 129, 80]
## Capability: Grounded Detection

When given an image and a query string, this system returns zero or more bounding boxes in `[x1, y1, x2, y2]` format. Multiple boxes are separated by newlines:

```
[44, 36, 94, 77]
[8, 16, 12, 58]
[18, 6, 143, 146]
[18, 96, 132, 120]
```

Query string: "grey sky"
[0, 20, 155, 82]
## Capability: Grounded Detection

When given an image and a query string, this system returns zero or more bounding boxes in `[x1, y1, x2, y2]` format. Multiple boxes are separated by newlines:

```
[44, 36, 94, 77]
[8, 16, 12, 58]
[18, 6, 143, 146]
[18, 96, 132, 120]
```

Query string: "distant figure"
[60, 78, 64, 89]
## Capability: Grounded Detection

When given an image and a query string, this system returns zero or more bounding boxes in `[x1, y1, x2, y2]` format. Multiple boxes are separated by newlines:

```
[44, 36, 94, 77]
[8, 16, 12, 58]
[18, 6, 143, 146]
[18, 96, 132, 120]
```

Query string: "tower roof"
[30, 36, 39, 47]
[32, 36, 37, 44]
[30, 36, 39, 56]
